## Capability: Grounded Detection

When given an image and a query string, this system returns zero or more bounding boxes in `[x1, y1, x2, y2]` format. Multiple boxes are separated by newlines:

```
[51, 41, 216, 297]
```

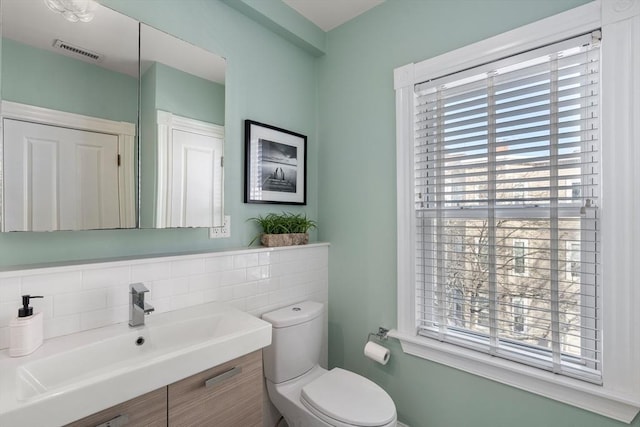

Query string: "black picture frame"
[244, 120, 307, 205]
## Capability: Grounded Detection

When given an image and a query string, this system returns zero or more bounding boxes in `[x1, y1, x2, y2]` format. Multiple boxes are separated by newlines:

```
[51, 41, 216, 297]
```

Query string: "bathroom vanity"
[66, 351, 263, 427]
[0, 302, 271, 427]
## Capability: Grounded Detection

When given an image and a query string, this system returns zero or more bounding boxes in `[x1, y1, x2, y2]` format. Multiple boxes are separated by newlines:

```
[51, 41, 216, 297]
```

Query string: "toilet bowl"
[262, 301, 397, 427]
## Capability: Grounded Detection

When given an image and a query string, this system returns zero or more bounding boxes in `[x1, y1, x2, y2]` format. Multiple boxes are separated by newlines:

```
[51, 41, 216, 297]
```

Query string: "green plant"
[248, 212, 317, 245]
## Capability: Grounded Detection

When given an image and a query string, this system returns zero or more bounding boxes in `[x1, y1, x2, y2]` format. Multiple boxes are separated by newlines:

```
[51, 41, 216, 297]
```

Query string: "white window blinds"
[413, 32, 600, 383]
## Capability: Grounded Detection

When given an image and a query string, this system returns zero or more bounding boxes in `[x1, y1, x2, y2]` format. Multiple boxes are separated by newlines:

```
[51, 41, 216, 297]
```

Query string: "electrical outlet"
[209, 215, 230, 239]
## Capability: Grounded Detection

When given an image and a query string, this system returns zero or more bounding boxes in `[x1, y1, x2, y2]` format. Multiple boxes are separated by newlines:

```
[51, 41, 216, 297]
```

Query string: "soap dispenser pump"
[9, 295, 44, 357]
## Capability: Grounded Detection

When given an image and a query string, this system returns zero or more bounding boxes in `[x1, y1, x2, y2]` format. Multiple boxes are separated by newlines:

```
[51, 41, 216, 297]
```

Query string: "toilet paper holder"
[367, 327, 389, 342]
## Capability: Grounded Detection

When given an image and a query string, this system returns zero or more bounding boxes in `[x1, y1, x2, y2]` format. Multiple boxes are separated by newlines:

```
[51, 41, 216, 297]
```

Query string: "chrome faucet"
[129, 283, 154, 327]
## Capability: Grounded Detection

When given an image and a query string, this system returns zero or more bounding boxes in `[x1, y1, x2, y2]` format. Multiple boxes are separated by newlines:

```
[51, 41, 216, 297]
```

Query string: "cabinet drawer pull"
[95, 414, 129, 427]
[204, 366, 242, 389]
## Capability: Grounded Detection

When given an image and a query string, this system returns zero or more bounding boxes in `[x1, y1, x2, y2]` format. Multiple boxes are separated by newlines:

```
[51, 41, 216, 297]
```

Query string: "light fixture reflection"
[44, 0, 97, 23]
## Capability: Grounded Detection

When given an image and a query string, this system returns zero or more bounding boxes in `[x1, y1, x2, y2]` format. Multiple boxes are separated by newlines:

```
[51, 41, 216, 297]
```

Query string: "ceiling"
[282, 0, 384, 32]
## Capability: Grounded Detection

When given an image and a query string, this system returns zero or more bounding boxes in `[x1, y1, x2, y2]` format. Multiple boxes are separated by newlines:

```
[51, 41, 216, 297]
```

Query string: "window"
[565, 241, 580, 280]
[512, 297, 528, 334]
[571, 181, 581, 200]
[513, 239, 527, 275]
[413, 32, 600, 382]
[394, 1, 640, 422]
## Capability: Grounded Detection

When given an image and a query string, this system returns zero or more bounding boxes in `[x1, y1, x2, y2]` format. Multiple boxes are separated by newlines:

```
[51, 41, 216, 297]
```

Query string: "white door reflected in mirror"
[1, 102, 136, 232]
[156, 111, 224, 228]
[4, 120, 120, 231]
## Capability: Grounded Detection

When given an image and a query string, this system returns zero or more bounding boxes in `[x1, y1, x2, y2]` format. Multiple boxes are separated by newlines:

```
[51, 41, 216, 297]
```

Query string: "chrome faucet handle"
[143, 302, 155, 314]
[130, 282, 149, 294]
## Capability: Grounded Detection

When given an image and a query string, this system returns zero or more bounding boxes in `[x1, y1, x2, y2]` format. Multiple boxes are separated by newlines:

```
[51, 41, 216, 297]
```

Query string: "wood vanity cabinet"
[168, 350, 263, 427]
[66, 350, 263, 427]
[65, 388, 167, 427]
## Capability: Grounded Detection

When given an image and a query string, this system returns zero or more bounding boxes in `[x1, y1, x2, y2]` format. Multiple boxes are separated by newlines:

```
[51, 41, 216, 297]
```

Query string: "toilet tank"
[262, 301, 324, 384]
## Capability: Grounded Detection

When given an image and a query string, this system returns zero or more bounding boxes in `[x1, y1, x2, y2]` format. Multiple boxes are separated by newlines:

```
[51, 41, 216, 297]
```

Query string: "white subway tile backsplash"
[280, 271, 316, 289]
[131, 262, 172, 283]
[0, 327, 8, 349]
[147, 279, 170, 299]
[105, 286, 131, 308]
[148, 297, 172, 315]
[233, 253, 260, 269]
[0, 244, 329, 349]
[233, 282, 258, 299]
[171, 291, 205, 311]
[246, 266, 270, 281]
[22, 271, 82, 296]
[81, 306, 128, 330]
[0, 277, 21, 302]
[203, 285, 233, 303]
[54, 289, 107, 317]
[82, 267, 130, 290]
[258, 251, 272, 266]
[32, 297, 54, 320]
[150, 277, 189, 298]
[171, 259, 205, 278]
[188, 274, 219, 292]
[257, 278, 277, 294]
[278, 248, 302, 262]
[0, 301, 19, 325]
[204, 255, 234, 273]
[226, 298, 246, 311]
[219, 269, 247, 286]
[246, 293, 269, 311]
[44, 314, 81, 339]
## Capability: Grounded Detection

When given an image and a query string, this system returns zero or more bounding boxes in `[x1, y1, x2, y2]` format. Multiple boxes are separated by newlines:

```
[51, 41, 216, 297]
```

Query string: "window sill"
[388, 330, 640, 424]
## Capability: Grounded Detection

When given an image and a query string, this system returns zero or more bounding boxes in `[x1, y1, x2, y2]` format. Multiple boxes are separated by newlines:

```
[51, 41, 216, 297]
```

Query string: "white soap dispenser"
[9, 295, 44, 357]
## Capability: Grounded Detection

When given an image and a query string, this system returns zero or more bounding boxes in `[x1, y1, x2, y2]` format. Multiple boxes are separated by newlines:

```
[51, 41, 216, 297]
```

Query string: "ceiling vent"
[53, 39, 102, 62]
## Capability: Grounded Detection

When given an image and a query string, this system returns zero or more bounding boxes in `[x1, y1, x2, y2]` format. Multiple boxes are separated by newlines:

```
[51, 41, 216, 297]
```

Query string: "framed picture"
[244, 120, 307, 205]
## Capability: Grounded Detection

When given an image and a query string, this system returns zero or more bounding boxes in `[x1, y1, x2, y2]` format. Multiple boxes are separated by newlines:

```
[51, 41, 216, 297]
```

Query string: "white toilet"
[262, 301, 397, 427]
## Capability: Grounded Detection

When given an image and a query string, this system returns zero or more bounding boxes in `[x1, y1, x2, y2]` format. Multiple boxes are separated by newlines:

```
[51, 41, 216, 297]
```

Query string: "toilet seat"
[300, 368, 396, 427]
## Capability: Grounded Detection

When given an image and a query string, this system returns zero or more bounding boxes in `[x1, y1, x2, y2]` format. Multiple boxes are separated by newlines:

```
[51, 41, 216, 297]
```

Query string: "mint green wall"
[317, 1, 638, 426]
[1, 39, 137, 123]
[0, 0, 318, 267]
[154, 62, 225, 126]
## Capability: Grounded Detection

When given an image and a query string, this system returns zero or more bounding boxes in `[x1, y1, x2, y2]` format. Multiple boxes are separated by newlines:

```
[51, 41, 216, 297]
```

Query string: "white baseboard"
[398, 422, 410, 427]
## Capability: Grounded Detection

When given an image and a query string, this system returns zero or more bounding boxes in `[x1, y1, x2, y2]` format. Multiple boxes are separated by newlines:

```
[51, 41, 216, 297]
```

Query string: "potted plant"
[249, 212, 317, 247]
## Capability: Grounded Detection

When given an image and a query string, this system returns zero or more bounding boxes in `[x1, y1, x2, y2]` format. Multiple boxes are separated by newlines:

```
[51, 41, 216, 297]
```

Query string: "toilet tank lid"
[262, 301, 324, 328]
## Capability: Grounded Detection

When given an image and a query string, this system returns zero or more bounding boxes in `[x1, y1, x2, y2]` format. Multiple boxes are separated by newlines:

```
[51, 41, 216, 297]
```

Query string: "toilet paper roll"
[364, 341, 390, 365]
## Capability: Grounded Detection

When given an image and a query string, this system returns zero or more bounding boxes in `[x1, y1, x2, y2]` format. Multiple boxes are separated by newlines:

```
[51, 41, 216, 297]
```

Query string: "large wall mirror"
[0, 0, 138, 232]
[0, 1, 226, 232]
[139, 24, 226, 229]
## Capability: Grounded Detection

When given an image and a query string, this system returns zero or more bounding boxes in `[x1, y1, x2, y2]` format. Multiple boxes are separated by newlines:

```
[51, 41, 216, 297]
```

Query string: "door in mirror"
[139, 24, 226, 228]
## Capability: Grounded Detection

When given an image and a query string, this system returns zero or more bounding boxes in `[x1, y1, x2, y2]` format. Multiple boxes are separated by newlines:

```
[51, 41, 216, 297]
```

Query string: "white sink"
[0, 302, 272, 427]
